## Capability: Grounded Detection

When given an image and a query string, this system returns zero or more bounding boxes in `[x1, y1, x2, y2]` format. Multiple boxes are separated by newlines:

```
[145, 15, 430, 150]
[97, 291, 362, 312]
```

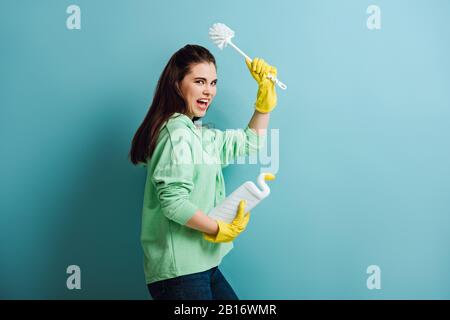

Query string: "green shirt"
[140, 112, 266, 284]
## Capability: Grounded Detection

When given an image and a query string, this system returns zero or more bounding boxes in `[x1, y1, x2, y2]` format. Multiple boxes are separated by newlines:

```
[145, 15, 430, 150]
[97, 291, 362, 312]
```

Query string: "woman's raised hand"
[245, 57, 278, 113]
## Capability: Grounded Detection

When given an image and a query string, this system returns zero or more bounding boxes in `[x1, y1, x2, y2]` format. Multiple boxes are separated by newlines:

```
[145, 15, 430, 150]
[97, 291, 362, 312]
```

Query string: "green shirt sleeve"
[151, 124, 198, 226]
[211, 126, 267, 167]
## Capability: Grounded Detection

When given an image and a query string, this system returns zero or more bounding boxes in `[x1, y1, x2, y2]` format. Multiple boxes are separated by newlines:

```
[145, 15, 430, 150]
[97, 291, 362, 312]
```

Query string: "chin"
[195, 110, 207, 117]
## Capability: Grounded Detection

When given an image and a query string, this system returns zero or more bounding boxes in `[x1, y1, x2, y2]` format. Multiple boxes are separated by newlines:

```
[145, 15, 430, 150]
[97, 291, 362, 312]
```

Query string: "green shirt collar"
[170, 112, 196, 129]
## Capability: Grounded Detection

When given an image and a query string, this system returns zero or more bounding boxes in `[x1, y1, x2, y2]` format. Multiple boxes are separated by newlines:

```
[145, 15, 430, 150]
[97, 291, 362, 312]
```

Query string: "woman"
[129, 44, 278, 300]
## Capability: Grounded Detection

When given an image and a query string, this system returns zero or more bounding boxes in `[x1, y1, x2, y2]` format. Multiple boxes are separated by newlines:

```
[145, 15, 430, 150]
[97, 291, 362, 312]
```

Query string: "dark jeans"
[147, 266, 239, 300]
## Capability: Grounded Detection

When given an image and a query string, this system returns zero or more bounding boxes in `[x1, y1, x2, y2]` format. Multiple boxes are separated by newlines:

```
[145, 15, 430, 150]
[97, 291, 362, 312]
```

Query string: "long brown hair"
[129, 44, 216, 165]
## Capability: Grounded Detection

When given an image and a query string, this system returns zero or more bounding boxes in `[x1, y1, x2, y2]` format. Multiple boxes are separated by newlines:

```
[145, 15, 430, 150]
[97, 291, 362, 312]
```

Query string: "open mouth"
[196, 99, 209, 110]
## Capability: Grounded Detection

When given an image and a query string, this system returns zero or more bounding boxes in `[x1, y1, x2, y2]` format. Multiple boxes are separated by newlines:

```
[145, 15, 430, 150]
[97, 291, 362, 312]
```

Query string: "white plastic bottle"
[208, 172, 275, 223]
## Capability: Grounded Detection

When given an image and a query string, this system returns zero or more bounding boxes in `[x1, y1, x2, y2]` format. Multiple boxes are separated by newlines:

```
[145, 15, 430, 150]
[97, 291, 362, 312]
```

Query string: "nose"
[203, 83, 215, 96]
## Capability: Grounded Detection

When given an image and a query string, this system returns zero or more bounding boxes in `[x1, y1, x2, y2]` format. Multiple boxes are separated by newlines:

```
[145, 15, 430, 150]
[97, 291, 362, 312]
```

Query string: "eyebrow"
[194, 77, 218, 82]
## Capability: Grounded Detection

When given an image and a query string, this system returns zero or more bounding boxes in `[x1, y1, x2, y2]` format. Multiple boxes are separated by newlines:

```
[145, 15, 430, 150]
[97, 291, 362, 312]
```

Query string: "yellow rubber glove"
[203, 200, 250, 243]
[245, 57, 278, 113]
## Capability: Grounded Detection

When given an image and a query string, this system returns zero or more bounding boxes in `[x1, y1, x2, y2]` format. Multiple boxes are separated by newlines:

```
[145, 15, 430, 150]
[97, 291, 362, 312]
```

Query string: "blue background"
[1, 0, 449, 299]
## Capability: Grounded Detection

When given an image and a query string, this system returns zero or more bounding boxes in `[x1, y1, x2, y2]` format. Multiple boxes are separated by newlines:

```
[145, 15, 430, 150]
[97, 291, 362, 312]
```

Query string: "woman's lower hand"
[245, 57, 278, 113]
[203, 200, 251, 243]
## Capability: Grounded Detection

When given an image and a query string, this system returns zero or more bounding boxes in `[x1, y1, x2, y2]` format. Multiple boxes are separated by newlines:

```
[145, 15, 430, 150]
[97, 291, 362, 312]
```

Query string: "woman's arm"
[185, 112, 269, 235]
[185, 210, 219, 235]
[248, 110, 270, 135]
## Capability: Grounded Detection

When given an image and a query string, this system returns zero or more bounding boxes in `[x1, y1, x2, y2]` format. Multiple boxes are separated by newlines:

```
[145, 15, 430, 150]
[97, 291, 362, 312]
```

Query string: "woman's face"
[179, 62, 217, 119]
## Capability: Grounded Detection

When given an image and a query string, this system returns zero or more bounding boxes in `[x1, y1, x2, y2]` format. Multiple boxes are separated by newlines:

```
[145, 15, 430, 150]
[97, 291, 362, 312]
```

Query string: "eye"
[211, 80, 217, 86]
[195, 80, 205, 85]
